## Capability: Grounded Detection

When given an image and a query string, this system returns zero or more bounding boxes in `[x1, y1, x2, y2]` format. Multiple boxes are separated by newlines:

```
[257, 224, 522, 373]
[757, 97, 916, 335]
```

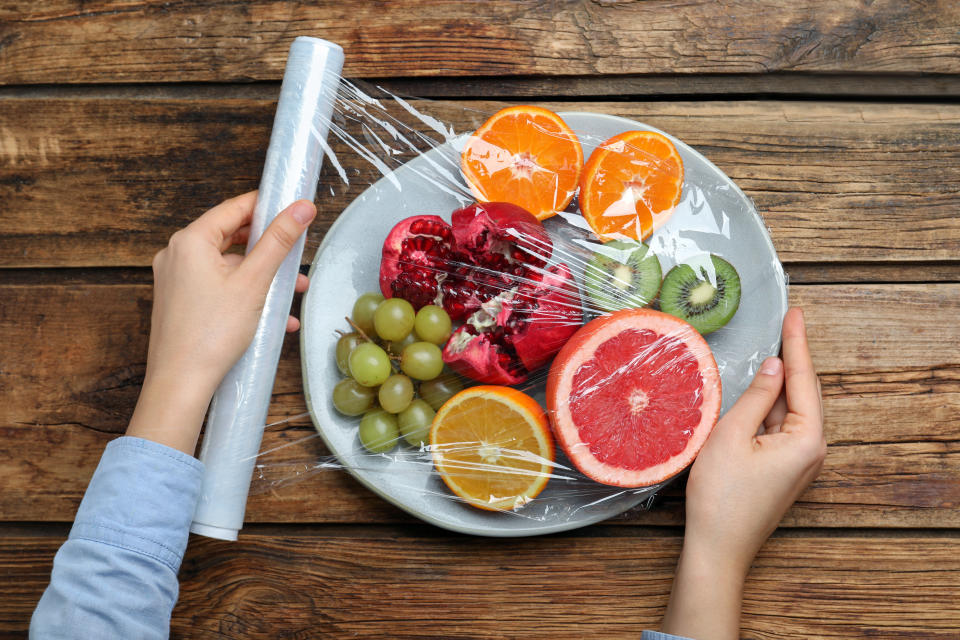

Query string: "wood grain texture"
[2, 283, 957, 526]
[2, 529, 958, 638]
[2, 98, 959, 267]
[1, 1, 959, 84]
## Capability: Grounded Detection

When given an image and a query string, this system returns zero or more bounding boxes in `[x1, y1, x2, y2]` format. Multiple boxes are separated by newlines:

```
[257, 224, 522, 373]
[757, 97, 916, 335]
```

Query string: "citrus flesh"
[461, 106, 583, 220]
[547, 309, 720, 487]
[430, 386, 555, 511]
[579, 131, 684, 241]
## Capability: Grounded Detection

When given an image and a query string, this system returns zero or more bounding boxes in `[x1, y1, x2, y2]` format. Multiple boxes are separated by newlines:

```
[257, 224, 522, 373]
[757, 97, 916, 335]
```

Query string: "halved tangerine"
[460, 106, 583, 220]
[579, 130, 684, 241]
[429, 385, 555, 511]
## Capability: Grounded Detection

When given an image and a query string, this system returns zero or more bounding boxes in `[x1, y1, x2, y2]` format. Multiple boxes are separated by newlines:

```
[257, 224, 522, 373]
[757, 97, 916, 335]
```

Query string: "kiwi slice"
[660, 255, 741, 335]
[584, 240, 662, 313]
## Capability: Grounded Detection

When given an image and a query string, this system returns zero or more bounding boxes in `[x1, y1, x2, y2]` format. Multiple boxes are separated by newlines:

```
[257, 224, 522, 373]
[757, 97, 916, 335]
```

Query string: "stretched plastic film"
[203, 74, 788, 537]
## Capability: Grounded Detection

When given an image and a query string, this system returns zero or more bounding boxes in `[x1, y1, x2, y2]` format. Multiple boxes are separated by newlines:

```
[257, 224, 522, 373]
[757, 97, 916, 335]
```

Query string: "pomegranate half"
[379, 202, 582, 384]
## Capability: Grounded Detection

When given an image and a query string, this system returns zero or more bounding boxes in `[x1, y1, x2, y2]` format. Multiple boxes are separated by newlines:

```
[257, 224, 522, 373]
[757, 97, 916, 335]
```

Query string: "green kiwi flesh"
[584, 240, 662, 313]
[660, 255, 741, 334]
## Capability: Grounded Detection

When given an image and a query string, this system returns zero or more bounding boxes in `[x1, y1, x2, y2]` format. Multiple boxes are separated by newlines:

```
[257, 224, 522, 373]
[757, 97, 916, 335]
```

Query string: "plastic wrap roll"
[190, 37, 344, 541]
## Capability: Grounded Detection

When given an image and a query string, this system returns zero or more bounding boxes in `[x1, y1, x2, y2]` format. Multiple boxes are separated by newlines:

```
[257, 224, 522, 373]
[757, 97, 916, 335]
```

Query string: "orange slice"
[579, 130, 684, 241]
[429, 385, 555, 511]
[461, 106, 583, 220]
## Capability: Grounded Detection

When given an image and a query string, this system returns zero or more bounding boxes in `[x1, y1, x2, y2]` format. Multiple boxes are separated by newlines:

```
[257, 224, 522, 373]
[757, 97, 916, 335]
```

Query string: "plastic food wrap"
[198, 58, 787, 538]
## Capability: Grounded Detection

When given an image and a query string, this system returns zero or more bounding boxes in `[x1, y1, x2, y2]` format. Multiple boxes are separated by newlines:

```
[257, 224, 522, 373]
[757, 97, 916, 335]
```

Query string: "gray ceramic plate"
[301, 112, 787, 536]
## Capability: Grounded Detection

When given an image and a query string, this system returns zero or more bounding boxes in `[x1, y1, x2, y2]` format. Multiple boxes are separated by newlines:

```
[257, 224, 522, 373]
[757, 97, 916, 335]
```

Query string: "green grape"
[373, 298, 416, 342]
[359, 409, 399, 454]
[400, 342, 444, 381]
[378, 374, 414, 414]
[332, 378, 376, 416]
[335, 333, 363, 376]
[418, 373, 464, 410]
[398, 399, 435, 447]
[386, 331, 418, 356]
[414, 305, 452, 345]
[352, 292, 384, 337]
[349, 342, 392, 387]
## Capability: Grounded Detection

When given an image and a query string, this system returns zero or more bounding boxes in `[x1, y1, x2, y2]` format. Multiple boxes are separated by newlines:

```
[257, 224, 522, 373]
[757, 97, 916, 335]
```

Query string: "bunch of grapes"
[333, 292, 463, 453]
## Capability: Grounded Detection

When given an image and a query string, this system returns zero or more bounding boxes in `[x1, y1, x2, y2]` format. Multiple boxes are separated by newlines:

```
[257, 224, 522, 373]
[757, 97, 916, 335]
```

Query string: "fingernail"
[290, 200, 316, 225]
[760, 357, 782, 376]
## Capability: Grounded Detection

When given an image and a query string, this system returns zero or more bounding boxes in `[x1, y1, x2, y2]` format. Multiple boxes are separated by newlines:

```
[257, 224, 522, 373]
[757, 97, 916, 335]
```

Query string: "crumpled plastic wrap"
[193, 48, 787, 539]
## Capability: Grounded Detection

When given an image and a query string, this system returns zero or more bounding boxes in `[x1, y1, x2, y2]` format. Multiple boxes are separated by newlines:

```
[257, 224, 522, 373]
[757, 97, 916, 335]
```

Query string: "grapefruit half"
[546, 309, 721, 487]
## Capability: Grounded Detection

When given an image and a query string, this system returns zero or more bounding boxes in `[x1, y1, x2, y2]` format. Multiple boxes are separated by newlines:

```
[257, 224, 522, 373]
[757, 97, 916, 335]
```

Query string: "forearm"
[127, 370, 214, 455]
[32, 437, 203, 639]
[661, 541, 746, 640]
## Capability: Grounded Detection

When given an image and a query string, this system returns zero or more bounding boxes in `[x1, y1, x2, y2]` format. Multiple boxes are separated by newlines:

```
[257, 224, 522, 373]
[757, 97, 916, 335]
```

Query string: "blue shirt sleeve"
[641, 632, 695, 640]
[31, 436, 204, 640]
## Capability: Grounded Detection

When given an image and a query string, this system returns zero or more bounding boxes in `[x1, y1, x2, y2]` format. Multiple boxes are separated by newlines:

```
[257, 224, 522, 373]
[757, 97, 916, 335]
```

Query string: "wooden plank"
[2, 98, 959, 267]
[2, 529, 958, 638]
[1, 283, 958, 527]
[1, 1, 959, 84]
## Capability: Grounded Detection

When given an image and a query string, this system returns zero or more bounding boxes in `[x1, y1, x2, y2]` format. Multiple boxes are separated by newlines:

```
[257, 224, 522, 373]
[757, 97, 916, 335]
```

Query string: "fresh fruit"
[460, 106, 583, 220]
[380, 203, 580, 384]
[418, 373, 464, 411]
[579, 131, 684, 241]
[547, 308, 721, 488]
[378, 215, 454, 311]
[374, 297, 416, 342]
[378, 374, 415, 414]
[332, 378, 377, 416]
[385, 331, 418, 356]
[430, 386, 555, 511]
[584, 240, 662, 313]
[352, 292, 384, 337]
[400, 342, 444, 381]
[414, 305, 452, 345]
[359, 409, 400, 454]
[398, 399, 435, 447]
[660, 255, 741, 335]
[443, 263, 581, 385]
[349, 342, 392, 387]
[335, 332, 363, 376]
[379, 204, 551, 319]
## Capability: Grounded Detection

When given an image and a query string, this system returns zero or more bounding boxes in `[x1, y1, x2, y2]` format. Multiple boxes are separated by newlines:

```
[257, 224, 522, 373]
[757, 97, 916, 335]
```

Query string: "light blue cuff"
[69, 436, 204, 574]
[641, 632, 695, 640]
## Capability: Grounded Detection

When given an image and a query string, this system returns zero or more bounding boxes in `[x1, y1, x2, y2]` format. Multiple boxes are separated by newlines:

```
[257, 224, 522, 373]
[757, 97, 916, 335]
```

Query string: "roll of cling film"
[199, 61, 787, 534]
[190, 37, 345, 541]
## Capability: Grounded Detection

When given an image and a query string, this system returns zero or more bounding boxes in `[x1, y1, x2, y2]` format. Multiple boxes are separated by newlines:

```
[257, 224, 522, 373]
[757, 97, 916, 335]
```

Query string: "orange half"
[429, 386, 555, 511]
[461, 106, 583, 220]
[579, 130, 684, 241]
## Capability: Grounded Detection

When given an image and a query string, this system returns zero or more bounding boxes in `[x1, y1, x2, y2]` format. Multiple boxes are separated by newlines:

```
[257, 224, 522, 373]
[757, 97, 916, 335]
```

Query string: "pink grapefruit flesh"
[546, 308, 721, 487]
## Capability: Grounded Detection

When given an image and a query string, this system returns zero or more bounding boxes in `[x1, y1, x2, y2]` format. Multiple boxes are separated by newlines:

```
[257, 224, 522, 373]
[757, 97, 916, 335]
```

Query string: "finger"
[294, 273, 310, 294]
[286, 316, 301, 333]
[718, 356, 784, 437]
[763, 392, 788, 431]
[239, 200, 317, 291]
[781, 308, 822, 422]
[193, 191, 258, 243]
[219, 224, 251, 252]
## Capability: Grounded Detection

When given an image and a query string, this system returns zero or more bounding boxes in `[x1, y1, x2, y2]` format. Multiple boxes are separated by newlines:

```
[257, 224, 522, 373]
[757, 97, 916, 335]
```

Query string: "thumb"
[240, 199, 316, 290]
[718, 356, 784, 437]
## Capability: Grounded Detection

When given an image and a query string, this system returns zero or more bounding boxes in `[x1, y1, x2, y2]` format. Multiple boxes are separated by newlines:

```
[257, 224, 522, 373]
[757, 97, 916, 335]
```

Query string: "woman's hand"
[127, 192, 316, 455]
[661, 307, 827, 640]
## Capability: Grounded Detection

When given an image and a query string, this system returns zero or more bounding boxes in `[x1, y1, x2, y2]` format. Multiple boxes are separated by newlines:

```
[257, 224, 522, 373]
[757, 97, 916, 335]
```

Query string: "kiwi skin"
[584, 240, 662, 313]
[660, 255, 741, 335]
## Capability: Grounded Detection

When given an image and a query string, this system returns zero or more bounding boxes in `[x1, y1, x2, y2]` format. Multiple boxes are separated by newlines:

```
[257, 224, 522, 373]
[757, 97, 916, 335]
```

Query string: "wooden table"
[2, 2, 959, 638]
